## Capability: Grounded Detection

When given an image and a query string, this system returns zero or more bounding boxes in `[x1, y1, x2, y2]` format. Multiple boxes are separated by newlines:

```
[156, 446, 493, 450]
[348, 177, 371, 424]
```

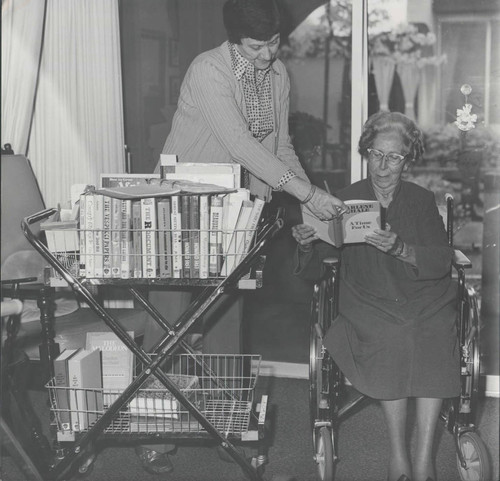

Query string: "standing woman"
[293, 111, 460, 481]
[137, 0, 345, 474]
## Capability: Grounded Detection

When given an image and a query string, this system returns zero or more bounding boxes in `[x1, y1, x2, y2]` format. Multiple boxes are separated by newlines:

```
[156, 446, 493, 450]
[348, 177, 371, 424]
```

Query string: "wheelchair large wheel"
[456, 431, 491, 481]
[314, 427, 335, 481]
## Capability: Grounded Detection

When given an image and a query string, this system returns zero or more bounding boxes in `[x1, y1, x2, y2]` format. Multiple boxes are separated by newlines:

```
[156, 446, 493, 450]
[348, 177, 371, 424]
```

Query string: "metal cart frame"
[21, 206, 284, 481]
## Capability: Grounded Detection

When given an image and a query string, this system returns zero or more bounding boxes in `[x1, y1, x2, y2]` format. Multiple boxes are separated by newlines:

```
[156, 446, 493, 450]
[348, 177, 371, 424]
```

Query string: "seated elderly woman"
[292, 111, 459, 481]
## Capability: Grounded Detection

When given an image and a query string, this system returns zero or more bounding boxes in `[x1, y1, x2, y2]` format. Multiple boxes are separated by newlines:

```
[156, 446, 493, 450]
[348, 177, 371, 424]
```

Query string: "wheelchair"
[308, 196, 491, 481]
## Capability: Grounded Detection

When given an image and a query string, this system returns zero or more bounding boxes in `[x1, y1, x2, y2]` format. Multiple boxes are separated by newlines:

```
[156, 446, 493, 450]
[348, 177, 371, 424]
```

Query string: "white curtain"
[28, 0, 125, 209]
[371, 56, 396, 112]
[1, 0, 46, 155]
[396, 62, 421, 121]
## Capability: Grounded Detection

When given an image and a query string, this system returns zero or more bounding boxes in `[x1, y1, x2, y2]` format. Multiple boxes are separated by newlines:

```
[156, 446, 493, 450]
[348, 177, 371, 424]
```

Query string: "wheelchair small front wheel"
[456, 431, 491, 481]
[314, 426, 335, 481]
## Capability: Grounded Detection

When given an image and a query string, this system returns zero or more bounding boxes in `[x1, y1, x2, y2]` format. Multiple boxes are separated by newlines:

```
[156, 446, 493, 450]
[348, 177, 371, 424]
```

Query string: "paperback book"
[301, 199, 381, 247]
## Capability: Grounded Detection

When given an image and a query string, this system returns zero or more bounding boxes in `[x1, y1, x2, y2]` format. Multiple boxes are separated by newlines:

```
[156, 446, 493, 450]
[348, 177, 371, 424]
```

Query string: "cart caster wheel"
[76, 452, 96, 478]
[314, 427, 335, 481]
[456, 431, 491, 481]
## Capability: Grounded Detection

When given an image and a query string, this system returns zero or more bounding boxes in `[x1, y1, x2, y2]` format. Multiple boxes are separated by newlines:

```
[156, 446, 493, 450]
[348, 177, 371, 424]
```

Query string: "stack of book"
[77, 188, 265, 280]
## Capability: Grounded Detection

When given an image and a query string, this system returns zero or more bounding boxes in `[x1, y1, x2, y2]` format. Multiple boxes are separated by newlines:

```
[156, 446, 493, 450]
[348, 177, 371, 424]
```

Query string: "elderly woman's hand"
[306, 188, 347, 221]
[292, 224, 318, 252]
[365, 227, 400, 254]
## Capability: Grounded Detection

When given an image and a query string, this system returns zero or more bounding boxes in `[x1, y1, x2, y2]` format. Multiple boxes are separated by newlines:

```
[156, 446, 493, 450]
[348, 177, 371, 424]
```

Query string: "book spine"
[53, 353, 74, 431]
[132, 201, 142, 278]
[221, 200, 253, 276]
[189, 196, 200, 278]
[84, 193, 95, 278]
[68, 356, 83, 431]
[157, 198, 172, 278]
[209, 195, 223, 277]
[180, 196, 191, 278]
[170, 196, 183, 278]
[199, 195, 210, 279]
[238, 197, 265, 263]
[102, 196, 112, 278]
[93, 194, 104, 278]
[141, 198, 157, 278]
[111, 197, 121, 278]
[79, 195, 86, 277]
[120, 200, 132, 279]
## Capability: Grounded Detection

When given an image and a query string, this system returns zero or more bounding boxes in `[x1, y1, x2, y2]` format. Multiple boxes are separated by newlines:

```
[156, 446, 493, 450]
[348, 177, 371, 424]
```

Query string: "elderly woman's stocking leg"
[413, 397, 442, 481]
[381, 398, 411, 481]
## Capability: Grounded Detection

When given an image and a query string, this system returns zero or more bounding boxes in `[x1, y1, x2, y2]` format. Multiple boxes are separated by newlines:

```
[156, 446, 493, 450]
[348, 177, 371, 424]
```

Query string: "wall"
[120, 0, 225, 174]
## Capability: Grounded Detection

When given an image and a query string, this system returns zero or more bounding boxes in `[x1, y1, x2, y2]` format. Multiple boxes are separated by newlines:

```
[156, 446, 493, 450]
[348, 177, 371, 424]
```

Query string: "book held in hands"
[302, 199, 381, 247]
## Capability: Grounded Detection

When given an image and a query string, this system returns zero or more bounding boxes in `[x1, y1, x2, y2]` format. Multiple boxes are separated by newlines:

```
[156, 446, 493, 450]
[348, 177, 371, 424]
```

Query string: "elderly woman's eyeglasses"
[366, 148, 407, 167]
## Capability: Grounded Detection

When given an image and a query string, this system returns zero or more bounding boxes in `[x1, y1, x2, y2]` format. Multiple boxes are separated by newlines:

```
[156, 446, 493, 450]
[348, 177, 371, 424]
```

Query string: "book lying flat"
[301, 199, 381, 247]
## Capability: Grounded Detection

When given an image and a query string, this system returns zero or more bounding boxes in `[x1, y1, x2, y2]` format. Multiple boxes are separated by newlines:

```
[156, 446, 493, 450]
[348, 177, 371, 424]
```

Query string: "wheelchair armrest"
[453, 249, 472, 269]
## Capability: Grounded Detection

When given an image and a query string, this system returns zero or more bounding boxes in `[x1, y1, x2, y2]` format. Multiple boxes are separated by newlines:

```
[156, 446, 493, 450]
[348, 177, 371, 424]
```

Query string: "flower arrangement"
[369, 23, 446, 66]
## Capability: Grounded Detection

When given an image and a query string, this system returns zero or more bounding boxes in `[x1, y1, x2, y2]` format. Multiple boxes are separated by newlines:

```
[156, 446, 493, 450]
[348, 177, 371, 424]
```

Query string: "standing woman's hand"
[305, 187, 347, 221]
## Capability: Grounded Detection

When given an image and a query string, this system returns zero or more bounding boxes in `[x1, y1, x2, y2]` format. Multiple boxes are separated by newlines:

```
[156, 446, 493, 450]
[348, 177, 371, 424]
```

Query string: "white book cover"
[301, 200, 381, 247]
[141, 198, 157, 278]
[209, 195, 224, 277]
[199, 195, 210, 279]
[67, 349, 103, 431]
[221, 189, 250, 255]
[86, 331, 134, 406]
[84, 193, 95, 278]
[221, 200, 254, 276]
[165, 162, 241, 189]
[170, 195, 183, 278]
[79, 195, 86, 277]
[234, 197, 265, 266]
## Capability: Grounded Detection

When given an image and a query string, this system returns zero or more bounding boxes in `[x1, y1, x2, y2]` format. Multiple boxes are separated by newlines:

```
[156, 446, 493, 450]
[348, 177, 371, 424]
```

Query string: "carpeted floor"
[2, 377, 498, 481]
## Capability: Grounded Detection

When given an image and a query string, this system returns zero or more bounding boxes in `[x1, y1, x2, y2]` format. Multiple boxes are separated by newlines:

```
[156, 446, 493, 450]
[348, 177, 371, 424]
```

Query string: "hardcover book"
[189, 196, 200, 278]
[100, 173, 161, 188]
[83, 193, 95, 278]
[86, 331, 134, 406]
[170, 195, 183, 278]
[120, 199, 133, 279]
[102, 195, 112, 277]
[93, 194, 104, 278]
[53, 348, 81, 431]
[157, 198, 173, 278]
[221, 200, 254, 276]
[199, 195, 210, 279]
[141, 198, 157, 278]
[67, 349, 103, 431]
[301, 199, 381, 248]
[132, 201, 142, 278]
[110, 197, 121, 277]
[180, 196, 191, 278]
[209, 195, 224, 277]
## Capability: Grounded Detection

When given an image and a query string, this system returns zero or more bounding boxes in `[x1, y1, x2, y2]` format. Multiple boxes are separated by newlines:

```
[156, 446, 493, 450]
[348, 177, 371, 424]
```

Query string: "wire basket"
[42, 224, 258, 284]
[46, 354, 261, 437]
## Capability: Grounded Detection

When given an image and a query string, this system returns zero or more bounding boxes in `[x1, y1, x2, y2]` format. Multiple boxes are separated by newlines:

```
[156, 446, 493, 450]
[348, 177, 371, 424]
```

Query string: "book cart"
[21, 187, 285, 481]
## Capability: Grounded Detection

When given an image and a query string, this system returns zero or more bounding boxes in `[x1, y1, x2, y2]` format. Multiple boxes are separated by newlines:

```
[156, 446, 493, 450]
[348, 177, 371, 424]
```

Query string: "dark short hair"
[358, 111, 424, 162]
[223, 0, 281, 44]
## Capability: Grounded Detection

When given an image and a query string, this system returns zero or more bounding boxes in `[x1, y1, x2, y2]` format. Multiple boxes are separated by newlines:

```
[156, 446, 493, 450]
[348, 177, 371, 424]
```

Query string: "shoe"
[396, 476, 411, 481]
[135, 446, 174, 475]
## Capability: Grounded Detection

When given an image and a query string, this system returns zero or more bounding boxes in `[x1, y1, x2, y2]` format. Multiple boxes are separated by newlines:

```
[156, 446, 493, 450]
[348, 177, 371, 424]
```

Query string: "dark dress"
[296, 179, 460, 400]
